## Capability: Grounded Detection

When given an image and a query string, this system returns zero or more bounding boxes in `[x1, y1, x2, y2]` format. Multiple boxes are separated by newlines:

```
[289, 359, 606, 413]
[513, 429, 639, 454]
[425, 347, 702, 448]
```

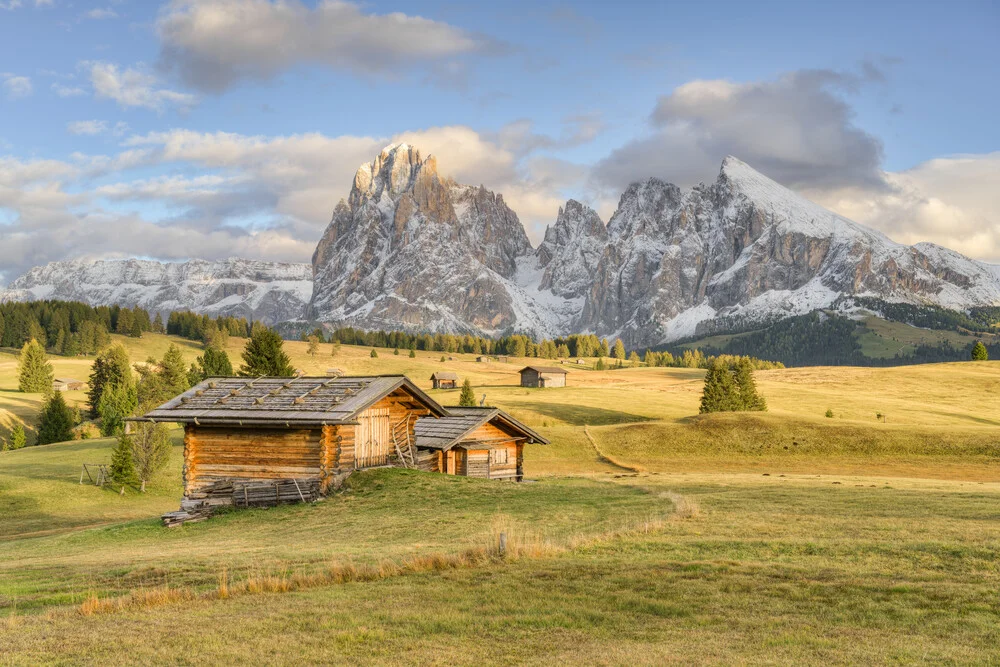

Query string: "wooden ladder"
[391, 414, 415, 468]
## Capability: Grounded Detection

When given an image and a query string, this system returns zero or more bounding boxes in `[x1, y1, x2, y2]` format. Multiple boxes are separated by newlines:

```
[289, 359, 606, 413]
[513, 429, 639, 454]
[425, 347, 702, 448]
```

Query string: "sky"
[0, 0, 998, 283]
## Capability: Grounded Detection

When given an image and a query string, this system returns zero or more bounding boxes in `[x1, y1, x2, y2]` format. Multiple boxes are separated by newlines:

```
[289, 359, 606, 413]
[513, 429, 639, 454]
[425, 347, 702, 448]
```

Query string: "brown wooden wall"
[184, 425, 323, 498]
[453, 422, 523, 480]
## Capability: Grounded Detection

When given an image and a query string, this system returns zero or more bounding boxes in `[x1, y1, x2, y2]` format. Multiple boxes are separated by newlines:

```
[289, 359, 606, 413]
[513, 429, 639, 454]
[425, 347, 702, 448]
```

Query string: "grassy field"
[1, 333, 999, 663]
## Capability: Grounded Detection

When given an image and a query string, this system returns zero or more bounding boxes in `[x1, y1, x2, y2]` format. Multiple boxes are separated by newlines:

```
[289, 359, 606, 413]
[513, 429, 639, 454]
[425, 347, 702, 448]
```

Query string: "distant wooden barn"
[519, 366, 568, 388]
[137, 375, 548, 512]
[53, 378, 85, 392]
[430, 371, 459, 389]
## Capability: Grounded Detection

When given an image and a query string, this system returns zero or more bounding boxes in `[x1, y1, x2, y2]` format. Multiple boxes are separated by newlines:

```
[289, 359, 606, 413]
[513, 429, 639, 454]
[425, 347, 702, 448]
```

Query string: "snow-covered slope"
[0, 258, 313, 324]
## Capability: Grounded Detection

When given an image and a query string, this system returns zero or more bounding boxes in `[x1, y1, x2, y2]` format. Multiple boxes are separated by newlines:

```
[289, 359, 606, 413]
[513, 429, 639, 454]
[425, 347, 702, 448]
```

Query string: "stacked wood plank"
[161, 500, 212, 528]
[232, 479, 321, 508]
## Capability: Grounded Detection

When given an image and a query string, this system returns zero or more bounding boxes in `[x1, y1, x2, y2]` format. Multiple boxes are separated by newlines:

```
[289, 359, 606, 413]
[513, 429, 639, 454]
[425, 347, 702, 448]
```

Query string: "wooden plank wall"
[185, 426, 323, 498]
[464, 450, 490, 478]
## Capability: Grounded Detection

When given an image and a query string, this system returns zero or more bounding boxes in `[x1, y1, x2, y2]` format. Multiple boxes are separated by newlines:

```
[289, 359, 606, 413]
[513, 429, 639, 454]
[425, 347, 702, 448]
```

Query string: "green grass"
[2, 333, 1000, 663]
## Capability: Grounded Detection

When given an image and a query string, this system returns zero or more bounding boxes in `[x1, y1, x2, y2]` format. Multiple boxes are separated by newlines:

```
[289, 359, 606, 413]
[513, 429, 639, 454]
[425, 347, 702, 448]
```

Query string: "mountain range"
[3, 143, 999, 349]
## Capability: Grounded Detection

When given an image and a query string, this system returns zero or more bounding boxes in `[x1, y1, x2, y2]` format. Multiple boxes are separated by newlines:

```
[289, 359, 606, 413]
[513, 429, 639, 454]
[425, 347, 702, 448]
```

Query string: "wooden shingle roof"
[136, 375, 446, 426]
[430, 371, 459, 381]
[519, 365, 567, 375]
[414, 406, 549, 450]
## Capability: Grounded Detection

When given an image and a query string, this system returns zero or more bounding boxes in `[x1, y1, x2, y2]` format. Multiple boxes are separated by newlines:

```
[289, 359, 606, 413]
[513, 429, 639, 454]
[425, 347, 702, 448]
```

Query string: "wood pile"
[161, 501, 212, 528]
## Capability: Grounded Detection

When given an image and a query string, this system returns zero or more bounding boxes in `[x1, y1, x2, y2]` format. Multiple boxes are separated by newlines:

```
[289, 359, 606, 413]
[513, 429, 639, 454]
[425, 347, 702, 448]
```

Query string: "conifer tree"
[598, 339, 610, 357]
[613, 339, 626, 360]
[130, 316, 143, 338]
[108, 432, 137, 489]
[595, 357, 606, 370]
[699, 359, 739, 414]
[458, 378, 477, 407]
[7, 424, 26, 450]
[152, 313, 165, 334]
[129, 422, 172, 492]
[196, 347, 234, 379]
[37, 392, 75, 445]
[88, 344, 132, 419]
[370, 348, 378, 358]
[409, 348, 416, 358]
[98, 380, 138, 436]
[971, 341, 989, 361]
[238, 326, 294, 377]
[307, 335, 320, 357]
[733, 358, 767, 411]
[160, 344, 190, 396]
[17, 339, 54, 394]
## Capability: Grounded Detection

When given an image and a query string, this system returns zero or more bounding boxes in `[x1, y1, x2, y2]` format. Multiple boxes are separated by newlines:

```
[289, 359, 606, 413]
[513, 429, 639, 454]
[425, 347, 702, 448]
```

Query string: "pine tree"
[108, 432, 137, 489]
[160, 344, 190, 396]
[409, 348, 416, 358]
[733, 358, 767, 411]
[17, 339, 54, 394]
[37, 392, 76, 445]
[370, 348, 378, 358]
[129, 422, 171, 492]
[307, 335, 320, 357]
[88, 344, 132, 419]
[612, 339, 626, 360]
[7, 424, 26, 450]
[595, 357, 606, 370]
[458, 378, 477, 407]
[199, 347, 234, 378]
[598, 339, 610, 357]
[628, 350, 641, 365]
[152, 313, 165, 334]
[699, 360, 739, 414]
[971, 341, 989, 361]
[98, 380, 138, 436]
[239, 327, 294, 377]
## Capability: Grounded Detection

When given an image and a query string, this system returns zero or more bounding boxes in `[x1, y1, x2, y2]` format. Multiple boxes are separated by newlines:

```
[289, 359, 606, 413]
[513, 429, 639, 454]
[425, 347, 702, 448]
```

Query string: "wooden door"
[354, 407, 391, 468]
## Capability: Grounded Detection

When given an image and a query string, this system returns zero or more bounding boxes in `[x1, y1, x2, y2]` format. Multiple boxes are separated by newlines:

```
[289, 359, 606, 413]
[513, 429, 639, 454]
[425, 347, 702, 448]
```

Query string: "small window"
[491, 448, 508, 464]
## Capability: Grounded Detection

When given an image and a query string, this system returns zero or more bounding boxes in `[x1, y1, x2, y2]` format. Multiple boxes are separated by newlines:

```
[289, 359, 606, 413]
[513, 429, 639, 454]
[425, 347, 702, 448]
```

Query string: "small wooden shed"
[53, 378, 86, 392]
[413, 407, 547, 480]
[519, 366, 568, 388]
[430, 371, 459, 390]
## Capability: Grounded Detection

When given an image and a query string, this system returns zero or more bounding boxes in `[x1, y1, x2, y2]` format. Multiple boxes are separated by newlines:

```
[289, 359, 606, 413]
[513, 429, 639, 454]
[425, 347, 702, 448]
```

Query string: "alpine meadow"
[1, 1, 998, 665]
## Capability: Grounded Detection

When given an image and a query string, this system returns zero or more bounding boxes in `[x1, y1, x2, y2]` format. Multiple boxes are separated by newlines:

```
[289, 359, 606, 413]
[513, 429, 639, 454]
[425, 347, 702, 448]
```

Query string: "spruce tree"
[699, 360, 739, 414]
[108, 432, 137, 488]
[88, 344, 132, 419]
[17, 339, 54, 394]
[733, 358, 767, 411]
[598, 339, 610, 357]
[8, 424, 26, 450]
[239, 326, 294, 377]
[458, 378, 477, 407]
[160, 344, 190, 396]
[971, 341, 989, 361]
[152, 313, 165, 334]
[370, 348, 378, 358]
[613, 339, 626, 361]
[409, 348, 416, 358]
[98, 380, 138, 436]
[129, 422, 172, 492]
[37, 392, 75, 445]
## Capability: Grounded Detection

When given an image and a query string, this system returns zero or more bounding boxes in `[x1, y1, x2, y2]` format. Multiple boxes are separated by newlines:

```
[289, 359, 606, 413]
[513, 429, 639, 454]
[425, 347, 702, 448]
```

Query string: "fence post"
[499, 532, 507, 558]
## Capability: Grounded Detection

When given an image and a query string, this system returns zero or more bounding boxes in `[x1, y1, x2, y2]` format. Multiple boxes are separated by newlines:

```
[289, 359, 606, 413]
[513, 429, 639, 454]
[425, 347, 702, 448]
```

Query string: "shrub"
[825, 408, 834, 418]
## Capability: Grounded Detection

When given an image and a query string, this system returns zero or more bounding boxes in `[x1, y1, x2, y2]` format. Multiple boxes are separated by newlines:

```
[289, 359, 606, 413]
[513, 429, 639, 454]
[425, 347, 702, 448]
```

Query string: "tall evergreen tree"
[458, 378, 477, 407]
[37, 392, 75, 445]
[612, 339, 626, 361]
[108, 432, 137, 488]
[239, 326, 294, 377]
[17, 339, 54, 394]
[7, 424, 26, 450]
[98, 379, 138, 436]
[733, 358, 767, 411]
[699, 360, 740, 414]
[152, 313, 165, 334]
[160, 344, 190, 396]
[87, 344, 132, 419]
[971, 341, 989, 361]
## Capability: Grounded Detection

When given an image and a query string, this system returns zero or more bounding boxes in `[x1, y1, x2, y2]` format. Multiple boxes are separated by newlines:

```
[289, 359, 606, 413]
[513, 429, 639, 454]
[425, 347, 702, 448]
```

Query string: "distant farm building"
[519, 366, 568, 388]
[476, 356, 490, 363]
[53, 378, 85, 392]
[138, 376, 548, 514]
[430, 371, 459, 390]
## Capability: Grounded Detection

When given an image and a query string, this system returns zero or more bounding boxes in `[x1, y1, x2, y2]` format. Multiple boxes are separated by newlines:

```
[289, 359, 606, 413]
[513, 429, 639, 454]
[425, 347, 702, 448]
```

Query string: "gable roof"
[430, 371, 459, 381]
[414, 406, 549, 450]
[135, 375, 447, 427]
[519, 365, 567, 375]
[54, 378, 83, 384]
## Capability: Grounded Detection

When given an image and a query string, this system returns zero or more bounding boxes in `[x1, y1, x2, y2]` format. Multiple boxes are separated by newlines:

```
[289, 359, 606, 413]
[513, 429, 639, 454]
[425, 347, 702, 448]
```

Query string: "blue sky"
[0, 0, 998, 281]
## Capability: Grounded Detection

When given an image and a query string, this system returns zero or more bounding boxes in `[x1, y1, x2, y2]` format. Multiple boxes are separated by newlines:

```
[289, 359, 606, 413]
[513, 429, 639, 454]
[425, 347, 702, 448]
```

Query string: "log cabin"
[519, 365, 568, 388]
[430, 371, 458, 389]
[136, 375, 548, 509]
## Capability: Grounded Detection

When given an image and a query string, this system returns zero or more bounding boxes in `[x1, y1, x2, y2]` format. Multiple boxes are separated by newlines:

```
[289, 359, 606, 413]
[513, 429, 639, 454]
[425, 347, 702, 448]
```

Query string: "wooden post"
[499, 532, 507, 558]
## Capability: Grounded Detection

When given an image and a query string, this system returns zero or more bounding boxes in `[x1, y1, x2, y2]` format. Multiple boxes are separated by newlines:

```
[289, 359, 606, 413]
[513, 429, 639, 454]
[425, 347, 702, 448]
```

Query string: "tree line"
[0, 301, 161, 356]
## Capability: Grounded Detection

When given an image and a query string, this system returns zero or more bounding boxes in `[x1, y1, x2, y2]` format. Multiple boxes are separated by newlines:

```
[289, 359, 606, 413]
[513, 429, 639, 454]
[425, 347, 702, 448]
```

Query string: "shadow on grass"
[503, 400, 654, 426]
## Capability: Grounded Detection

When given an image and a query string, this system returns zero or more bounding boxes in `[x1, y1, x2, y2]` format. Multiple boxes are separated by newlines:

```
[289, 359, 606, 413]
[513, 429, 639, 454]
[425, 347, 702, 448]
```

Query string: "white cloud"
[0, 1, 23, 9]
[88, 61, 197, 111]
[85, 7, 118, 19]
[3, 75, 33, 98]
[66, 120, 109, 136]
[156, 0, 499, 92]
[52, 83, 86, 97]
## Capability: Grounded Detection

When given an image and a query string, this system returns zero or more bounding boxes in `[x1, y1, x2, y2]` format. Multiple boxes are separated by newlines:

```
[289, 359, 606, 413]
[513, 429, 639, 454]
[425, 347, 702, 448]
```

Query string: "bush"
[825, 408, 834, 418]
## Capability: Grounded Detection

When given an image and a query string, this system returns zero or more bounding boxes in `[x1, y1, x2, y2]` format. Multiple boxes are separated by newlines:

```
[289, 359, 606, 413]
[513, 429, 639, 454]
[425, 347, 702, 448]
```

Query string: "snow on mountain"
[5, 147, 999, 346]
[0, 258, 313, 325]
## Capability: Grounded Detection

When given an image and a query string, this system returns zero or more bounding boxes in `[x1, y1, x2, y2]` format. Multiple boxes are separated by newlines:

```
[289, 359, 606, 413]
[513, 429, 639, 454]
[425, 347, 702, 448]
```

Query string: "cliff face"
[7, 147, 1000, 345]
[1, 258, 313, 324]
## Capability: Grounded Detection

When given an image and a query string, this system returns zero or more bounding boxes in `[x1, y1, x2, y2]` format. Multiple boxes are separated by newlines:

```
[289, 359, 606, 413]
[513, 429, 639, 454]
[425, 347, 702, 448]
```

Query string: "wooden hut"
[136, 375, 548, 514]
[430, 371, 459, 390]
[519, 365, 568, 388]
[412, 407, 547, 480]
[53, 377, 86, 392]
